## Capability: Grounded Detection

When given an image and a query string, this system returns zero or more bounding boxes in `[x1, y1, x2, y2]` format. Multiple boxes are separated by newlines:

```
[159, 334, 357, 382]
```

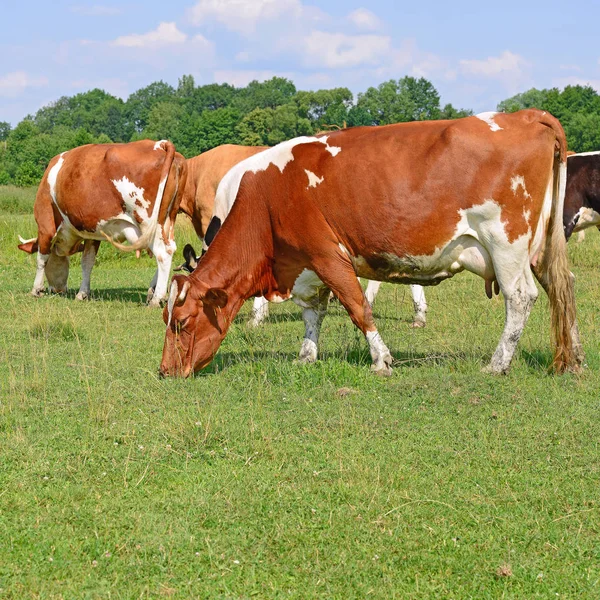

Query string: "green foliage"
[5, 72, 600, 187]
[497, 85, 600, 152]
[237, 104, 313, 146]
[356, 77, 442, 125]
[0, 121, 11, 141]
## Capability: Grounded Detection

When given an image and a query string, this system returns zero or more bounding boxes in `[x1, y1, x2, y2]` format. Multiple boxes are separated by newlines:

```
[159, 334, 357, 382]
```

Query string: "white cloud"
[347, 8, 382, 31]
[303, 31, 391, 68]
[460, 50, 527, 79]
[189, 0, 304, 34]
[113, 22, 187, 48]
[71, 5, 121, 16]
[0, 71, 48, 98]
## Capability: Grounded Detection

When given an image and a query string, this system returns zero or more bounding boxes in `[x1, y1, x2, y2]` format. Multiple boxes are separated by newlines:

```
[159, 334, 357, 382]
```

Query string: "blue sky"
[1, 0, 599, 125]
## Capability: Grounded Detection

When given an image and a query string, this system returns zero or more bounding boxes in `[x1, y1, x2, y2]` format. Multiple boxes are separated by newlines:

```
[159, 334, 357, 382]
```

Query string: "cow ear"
[203, 288, 228, 308]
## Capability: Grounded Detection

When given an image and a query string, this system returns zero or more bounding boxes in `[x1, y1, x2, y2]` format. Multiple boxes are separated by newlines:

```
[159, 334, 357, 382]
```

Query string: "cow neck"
[190, 220, 273, 310]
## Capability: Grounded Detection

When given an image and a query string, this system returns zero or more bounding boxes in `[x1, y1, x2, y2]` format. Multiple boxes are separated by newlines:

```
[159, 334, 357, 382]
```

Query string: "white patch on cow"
[476, 111, 503, 132]
[154, 140, 167, 151]
[111, 176, 151, 221]
[350, 199, 530, 291]
[511, 175, 531, 199]
[305, 169, 324, 189]
[48, 152, 67, 203]
[213, 135, 342, 223]
[523, 209, 531, 224]
[291, 269, 324, 305]
[249, 296, 270, 327]
[338, 243, 349, 255]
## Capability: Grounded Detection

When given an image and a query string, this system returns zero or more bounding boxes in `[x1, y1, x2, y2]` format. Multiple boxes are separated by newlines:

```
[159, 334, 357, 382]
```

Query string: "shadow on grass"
[519, 349, 553, 371]
[88, 288, 150, 304]
[189, 347, 481, 377]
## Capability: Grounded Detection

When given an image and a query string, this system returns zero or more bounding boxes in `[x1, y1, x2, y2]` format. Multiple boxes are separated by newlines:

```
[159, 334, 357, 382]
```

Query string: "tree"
[237, 104, 312, 146]
[126, 81, 176, 133]
[294, 88, 353, 129]
[233, 77, 297, 112]
[356, 77, 442, 125]
[0, 121, 11, 141]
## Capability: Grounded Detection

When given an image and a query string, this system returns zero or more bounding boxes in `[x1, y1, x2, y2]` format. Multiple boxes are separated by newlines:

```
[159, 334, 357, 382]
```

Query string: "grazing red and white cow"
[160, 110, 583, 377]
[17, 140, 187, 306]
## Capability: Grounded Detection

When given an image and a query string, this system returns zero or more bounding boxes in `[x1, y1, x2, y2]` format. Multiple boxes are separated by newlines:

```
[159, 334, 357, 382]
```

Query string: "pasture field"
[1, 185, 600, 599]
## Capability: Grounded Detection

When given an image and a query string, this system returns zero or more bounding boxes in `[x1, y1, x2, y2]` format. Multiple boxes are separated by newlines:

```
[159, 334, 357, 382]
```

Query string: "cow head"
[173, 244, 200, 274]
[45, 251, 70, 294]
[159, 274, 230, 377]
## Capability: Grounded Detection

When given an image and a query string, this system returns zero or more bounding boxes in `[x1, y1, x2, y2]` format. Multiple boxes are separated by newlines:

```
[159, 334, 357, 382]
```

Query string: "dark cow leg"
[312, 252, 393, 375]
[297, 287, 330, 363]
[76, 240, 100, 301]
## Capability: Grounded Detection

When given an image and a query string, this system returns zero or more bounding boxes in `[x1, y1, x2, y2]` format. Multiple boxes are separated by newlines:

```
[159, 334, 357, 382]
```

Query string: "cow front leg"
[484, 269, 538, 374]
[410, 284, 427, 328]
[76, 240, 100, 301]
[312, 252, 393, 375]
[31, 252, 50, 296]
[148, 232, 175, 307]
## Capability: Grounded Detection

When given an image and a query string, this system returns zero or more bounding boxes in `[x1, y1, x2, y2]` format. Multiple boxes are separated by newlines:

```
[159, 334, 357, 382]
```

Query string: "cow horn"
[167, 280, 179, 328]
[178, 280, 191, 304]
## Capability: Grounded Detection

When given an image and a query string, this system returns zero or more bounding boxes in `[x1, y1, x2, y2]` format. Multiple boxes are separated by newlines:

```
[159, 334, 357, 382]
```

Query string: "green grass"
[1, 185, 600, 599]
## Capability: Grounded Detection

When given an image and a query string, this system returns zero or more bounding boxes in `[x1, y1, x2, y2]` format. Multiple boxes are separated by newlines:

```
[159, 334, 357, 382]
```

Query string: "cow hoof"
[410, 320, 426, 328]
[148, 296, 166, 308]
[371, 363, 393, 377]
[31, 289, 45, 297]
[49, 288, 67, 295]
[481, 364, 508, 375]
[146, 288, 155, 304]
[247, 317, 265, 328]
[75, 291, 89, 301]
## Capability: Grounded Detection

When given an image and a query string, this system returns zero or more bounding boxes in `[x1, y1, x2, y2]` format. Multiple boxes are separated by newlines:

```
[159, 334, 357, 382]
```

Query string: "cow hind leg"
[249, 296, 270, 327]
[410, 284, 427, 328]
[484, 268, 538, 374]
[76, 240, 100, 301]
[311, 252, 393, 375]
[364, 280, 381, 306]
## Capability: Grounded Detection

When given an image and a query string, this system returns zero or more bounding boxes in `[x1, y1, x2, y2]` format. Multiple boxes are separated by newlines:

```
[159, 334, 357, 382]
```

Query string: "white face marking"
[305, 169, 324, 189]
[213, 135, 342, 223]
[48, 152, 67, 203]
[476, 111, 503, 132]
[111, 176, 151, 221]
[573, 206, 600, 232]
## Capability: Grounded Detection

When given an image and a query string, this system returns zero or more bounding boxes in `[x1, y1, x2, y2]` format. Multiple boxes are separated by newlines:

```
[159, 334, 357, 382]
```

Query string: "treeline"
[0, 74, 599, 186]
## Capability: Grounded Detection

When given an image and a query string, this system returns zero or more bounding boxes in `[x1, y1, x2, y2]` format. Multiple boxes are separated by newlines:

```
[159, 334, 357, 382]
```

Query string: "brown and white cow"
[178, 144, 267, 240]
[17, 140, 186, 306]
[160, 110, 583, 377]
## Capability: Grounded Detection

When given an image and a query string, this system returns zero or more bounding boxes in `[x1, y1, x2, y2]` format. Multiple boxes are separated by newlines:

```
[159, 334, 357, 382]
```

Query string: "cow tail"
[105, 140, 176, 252]
[538, 113, 581, 372]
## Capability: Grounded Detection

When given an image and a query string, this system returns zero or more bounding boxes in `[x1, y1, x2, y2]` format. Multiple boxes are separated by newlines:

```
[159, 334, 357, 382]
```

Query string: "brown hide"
[179, 144, 267, 239]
